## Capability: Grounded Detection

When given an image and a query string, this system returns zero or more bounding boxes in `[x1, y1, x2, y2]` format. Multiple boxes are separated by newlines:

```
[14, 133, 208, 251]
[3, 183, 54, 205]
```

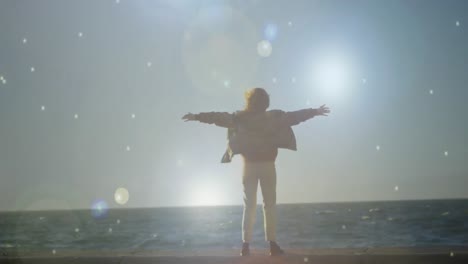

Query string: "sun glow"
[189, 182, 224, 206]
[310, 51, 355, 101]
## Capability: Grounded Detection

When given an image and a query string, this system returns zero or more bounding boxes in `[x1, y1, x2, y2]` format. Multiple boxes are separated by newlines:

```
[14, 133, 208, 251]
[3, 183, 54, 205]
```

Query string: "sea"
[1, 199, 467, 253]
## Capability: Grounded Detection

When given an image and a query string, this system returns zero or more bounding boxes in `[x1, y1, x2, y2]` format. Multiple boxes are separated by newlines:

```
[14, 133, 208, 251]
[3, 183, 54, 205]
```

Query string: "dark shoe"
[269, 241, 284, 256]
[240, 242, 250, 256]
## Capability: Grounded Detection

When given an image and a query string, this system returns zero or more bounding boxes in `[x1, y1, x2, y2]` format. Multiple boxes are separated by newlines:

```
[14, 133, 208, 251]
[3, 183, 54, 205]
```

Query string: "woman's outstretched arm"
[182, 112, 235, 128]
[281, 104, 330, 126]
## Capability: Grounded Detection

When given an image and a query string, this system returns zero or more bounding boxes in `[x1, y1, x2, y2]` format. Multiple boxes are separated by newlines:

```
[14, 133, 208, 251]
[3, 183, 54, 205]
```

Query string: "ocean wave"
[0, 243, 15, 249]
[315, 210, 336, 215]
[1, 199, 467, 250]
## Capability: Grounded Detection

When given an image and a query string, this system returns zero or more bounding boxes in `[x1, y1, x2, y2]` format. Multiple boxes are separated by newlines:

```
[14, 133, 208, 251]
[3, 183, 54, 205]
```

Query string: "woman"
[182, 88, 330, 256]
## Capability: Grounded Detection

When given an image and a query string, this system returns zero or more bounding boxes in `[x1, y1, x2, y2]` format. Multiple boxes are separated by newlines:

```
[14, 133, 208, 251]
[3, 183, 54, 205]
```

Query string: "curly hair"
[244, 88, 270, 112]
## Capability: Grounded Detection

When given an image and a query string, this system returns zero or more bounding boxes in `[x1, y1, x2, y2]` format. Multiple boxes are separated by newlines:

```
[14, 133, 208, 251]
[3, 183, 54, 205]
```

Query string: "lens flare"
[263, 23, 278, 41]
[91, 199, 109, 218]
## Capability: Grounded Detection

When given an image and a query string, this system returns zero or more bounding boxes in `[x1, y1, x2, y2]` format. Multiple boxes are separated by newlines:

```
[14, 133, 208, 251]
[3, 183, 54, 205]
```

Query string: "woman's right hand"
[316, 105, 330, 116]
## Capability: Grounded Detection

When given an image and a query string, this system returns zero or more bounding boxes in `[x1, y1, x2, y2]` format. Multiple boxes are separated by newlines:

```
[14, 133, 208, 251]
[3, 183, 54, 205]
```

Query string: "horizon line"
[1, 196, 467, 213]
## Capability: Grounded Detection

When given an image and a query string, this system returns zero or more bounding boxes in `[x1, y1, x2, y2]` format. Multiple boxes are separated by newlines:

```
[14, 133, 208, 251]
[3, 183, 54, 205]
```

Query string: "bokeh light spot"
[257, 40, 272, 57]
[114, 187, 130, 205]
[177, 159, 184, 167]
[210, 70, 218, 79]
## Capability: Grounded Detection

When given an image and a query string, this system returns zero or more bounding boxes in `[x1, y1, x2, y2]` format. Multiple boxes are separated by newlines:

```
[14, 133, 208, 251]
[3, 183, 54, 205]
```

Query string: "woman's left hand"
[182, 113, 197, 122]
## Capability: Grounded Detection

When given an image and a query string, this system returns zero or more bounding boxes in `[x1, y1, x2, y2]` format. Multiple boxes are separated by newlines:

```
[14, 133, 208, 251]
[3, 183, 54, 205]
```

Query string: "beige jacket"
[194, 108, 319, 163]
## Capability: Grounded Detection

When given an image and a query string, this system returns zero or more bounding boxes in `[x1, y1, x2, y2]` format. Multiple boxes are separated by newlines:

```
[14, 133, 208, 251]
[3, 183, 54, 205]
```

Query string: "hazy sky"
[1, 0, 467, 211]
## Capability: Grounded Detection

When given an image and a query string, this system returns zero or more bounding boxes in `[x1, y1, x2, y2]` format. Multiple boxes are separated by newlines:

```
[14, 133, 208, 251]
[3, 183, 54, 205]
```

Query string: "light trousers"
[242, 161, 277, 242]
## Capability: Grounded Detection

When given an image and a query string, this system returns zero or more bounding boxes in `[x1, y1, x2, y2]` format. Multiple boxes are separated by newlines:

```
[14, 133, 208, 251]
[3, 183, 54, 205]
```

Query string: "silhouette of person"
[182, 88, 330, 256]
